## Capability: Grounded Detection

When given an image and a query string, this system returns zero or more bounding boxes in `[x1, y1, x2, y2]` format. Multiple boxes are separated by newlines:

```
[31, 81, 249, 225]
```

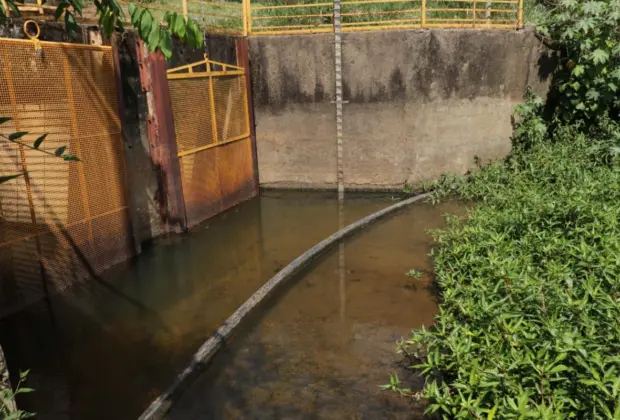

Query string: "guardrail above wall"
[11, 0, 523, 37]
[124, 0, 524, 36]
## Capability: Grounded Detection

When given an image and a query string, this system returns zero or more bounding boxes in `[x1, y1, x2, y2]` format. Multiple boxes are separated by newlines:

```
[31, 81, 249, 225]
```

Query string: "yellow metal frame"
[243, 0, 524, 35]
[167, 55, 251, 157]
[12, 0, 523, 37]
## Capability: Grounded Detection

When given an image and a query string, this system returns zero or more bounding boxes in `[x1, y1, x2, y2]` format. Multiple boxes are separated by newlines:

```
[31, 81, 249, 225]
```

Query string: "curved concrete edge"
[138, 193, 430, 420]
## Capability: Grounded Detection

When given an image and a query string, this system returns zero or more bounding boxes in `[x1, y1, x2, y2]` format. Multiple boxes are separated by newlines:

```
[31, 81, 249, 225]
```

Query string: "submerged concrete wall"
[249, 28, 550, 190]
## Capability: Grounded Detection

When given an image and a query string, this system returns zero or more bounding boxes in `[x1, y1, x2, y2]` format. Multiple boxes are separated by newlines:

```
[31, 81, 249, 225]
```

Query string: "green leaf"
[187, 18, 202, 48]
[159, 30, 173, 59]
[591, 49, 610, 65]
[54, 2, 68, 20]
[164, 11, 177, 28]
[7, 0, 20, 16]
[54, 146, 67, 156]
[33, 134, 47, 149]
[573, 64, 585, 76]
[549, 364, 570, 374]
[8, 131, 28, 140]
[127, 2, 135, 18]
[101, 11, 114, 36]
[0, 117, 11, 125]
[0, 173, 24, 184]
[139, 10, 153, 39]
[586, 89, 600, 100]
[174, 13, 186, 38]
[69, 0, 83, 16]
[62, 154, 80, 161]
[147, 23, 161, 51]
[64, 10, 78, 35]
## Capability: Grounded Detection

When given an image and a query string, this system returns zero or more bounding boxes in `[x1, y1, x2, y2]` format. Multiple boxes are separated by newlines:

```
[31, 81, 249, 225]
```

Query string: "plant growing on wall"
[0, 0, 202, 59]
[1, 370, 34, 419]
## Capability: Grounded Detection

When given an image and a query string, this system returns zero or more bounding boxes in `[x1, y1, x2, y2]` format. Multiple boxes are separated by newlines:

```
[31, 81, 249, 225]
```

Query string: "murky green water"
[0, 192, 463, 419]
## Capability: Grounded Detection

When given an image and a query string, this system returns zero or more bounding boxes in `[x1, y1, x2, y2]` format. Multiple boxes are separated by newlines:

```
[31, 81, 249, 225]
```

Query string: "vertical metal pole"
[334, 0, 344, 200]
[485, 1, 491, 19]
[182, 0, 188, 20]
[247, 0, 253, 35]
[517, 0, 523, 28]
[242, 0, 249, 36]
[338, 200, 346, 324]
[473, 0, 476, 28]
[236, 38, 259, 193]
[63, 54, 94, 243]
[206, 62, 220, 145]
[421, 0, 426, 28]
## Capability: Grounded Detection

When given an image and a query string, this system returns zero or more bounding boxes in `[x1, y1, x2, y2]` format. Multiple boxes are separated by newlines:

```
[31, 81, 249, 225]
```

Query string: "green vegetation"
[391, 0, 620, 418]
[1, 371, 34, 419]
[0, 118, 79, 185]
[406, 269, 424, 280]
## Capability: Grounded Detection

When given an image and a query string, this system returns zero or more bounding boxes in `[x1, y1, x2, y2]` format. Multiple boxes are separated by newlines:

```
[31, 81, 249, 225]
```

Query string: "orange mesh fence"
[167, 58, 254, 227]
[0, 38, 134, 317]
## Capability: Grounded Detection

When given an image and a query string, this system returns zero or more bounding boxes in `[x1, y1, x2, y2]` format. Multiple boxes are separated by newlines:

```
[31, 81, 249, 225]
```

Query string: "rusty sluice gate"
[0, 35, 134, 318]
[167, 55, 256, 227]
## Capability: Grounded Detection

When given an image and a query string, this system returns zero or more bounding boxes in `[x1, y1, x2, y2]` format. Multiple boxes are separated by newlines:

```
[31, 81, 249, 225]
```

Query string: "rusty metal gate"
[167, 56, 256, 227]
[0, 37, 134, 317]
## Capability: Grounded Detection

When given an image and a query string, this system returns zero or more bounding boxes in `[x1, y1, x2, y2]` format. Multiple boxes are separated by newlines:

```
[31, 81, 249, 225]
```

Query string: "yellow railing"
[248, 0, 523, 35]
[116, 0, 523, 35]
[14, 0, 522, 36]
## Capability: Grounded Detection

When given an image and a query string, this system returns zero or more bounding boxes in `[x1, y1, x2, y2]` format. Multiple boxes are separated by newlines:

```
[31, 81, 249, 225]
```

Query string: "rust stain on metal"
[136, 40, 187, 233]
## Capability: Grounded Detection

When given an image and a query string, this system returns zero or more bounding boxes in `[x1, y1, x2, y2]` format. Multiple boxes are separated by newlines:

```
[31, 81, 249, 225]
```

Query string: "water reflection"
[169, 199, 466, 419]
[0, 191, 401, 419]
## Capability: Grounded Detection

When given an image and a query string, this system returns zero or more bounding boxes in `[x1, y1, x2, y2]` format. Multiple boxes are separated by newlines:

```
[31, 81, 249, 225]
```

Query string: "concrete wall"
[249, 28, 550, 190]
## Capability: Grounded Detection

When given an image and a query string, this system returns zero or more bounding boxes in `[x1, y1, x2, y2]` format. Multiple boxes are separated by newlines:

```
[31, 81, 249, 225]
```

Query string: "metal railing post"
[473, 0, 476, 28]
[518, 0, 523, 28]
[243, 0, 251, 36]
[421, 0, 426, 28]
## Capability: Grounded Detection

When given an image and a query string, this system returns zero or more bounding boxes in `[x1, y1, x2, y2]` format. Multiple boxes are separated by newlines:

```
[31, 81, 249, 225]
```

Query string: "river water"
[0, 191, 462, 419]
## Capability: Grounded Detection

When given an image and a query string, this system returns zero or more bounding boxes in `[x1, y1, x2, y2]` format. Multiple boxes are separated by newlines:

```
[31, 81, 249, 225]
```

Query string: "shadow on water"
[167, 198, 466, 420]
[1, 191, 427, 420]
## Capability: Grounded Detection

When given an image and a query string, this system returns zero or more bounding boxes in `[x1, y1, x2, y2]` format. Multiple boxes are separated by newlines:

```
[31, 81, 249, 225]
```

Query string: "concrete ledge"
[137, 192, 430, 420]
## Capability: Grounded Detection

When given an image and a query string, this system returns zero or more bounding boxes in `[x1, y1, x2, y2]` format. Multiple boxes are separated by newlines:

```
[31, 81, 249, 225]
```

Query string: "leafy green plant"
[128, 4, 202, 58]
[0, 370, 34, 419]
[396, 129, 620, 418]
[537, 0, 620, 126]
[0, 0, 203, 59]
[406, 269, 423, 280]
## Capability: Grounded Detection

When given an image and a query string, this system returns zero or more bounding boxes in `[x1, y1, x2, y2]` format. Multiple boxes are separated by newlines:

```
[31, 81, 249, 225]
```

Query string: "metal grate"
[0, 38, 134, 318]
[167, 56, 254, 227]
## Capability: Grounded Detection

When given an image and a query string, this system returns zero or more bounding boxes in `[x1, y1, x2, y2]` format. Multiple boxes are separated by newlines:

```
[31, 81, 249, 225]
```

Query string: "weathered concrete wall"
[115, 32, 167, 246]
[249, 28, 551, 190]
